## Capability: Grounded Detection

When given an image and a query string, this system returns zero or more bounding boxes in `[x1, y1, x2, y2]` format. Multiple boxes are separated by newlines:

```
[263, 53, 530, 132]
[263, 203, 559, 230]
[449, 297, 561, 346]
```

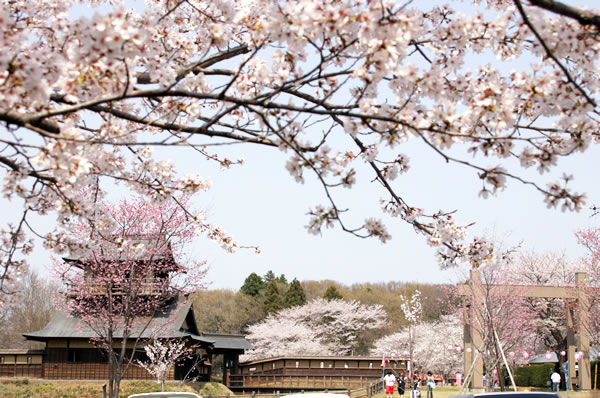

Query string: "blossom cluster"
[2, 0, 600, 299]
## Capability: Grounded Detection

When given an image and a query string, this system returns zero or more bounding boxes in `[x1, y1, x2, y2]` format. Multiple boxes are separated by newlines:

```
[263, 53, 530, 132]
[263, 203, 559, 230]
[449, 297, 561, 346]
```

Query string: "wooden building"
[15, 299, 252, 380]
[3, 235, 253, 381]
[0, 349, 44, 378]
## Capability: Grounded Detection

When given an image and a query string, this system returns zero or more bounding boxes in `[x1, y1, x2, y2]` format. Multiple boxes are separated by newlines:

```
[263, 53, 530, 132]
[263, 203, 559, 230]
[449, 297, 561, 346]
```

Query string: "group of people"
[384, 370, 436, 398]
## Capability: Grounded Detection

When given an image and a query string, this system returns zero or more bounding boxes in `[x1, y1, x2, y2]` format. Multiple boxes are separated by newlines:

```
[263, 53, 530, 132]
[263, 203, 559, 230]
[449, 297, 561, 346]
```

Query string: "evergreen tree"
[240, 272, 265, 297]
[284, 278, 306, 308]
[262, 280, 283, 314]
[323, 285, 343, 301]
[264, 270, 277, 283]
[277, 273, 288, 284]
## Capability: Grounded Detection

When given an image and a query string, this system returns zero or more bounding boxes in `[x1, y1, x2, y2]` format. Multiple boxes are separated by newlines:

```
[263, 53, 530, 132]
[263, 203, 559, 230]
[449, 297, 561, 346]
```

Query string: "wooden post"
[576, 273, 591, 390]
[464, 269, 484, 390]
[566, 306, 577, 390]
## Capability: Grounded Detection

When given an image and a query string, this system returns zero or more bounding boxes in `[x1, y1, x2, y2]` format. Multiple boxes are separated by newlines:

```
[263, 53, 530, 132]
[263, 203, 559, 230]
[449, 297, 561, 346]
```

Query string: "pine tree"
[262, 280, 283, 314]
[240, 273, 265, 297]
[264, 270, 277, 283]
[323, 285, 343, 301]
[277, 273, 288, 284]
[284, 278, 306, 308]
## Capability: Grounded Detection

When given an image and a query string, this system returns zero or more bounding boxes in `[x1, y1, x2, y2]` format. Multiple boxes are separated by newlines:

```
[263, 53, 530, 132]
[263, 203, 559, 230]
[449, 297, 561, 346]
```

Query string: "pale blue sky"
[5, 0, 600, 291]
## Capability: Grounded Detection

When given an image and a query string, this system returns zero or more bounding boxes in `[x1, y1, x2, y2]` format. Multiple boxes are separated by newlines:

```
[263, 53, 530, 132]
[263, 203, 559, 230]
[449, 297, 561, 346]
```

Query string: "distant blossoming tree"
[2, 0, 600, 304]
[400, 290, 422, 377]
[467, 263, 540, 391]
[505, 253, 577, 361]
[371, 315, 464, 378]
[573, 229, 600, 345]
[53, 195, 207, 398]
[243, 297, 387, 360]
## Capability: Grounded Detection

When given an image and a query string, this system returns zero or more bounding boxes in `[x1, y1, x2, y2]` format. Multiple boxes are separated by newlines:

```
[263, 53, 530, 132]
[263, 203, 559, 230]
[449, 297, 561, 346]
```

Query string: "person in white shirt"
[551, 370, 561, 392]
[384, 371, 396, 398]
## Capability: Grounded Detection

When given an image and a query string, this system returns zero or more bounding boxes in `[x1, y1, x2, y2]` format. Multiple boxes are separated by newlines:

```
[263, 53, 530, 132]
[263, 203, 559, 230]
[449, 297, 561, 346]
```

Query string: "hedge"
[513, 363, 555, 388]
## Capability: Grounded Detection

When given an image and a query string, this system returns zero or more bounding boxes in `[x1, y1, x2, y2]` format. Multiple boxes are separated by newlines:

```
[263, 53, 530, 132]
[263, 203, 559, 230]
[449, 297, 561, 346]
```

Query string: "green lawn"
[370, 386, 600, 398]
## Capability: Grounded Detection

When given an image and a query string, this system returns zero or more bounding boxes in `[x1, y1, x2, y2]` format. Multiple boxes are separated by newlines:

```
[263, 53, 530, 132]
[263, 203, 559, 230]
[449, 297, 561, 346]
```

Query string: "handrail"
[213, 378, 383, 398]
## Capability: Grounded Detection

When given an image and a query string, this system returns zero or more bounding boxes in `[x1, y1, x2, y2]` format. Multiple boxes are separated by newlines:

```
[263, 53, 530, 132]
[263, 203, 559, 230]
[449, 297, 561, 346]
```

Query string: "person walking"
[396, 372, 406, 398]
[411, 374, 421, 398]
[384, 370, 396, 398]
[426, 371, 435, 398]
[551, 370, 561, 392]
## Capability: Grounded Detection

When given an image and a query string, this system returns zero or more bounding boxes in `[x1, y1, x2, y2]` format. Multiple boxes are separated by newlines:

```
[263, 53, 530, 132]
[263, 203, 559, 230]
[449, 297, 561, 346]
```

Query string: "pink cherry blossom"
[1, 0, 600, 303]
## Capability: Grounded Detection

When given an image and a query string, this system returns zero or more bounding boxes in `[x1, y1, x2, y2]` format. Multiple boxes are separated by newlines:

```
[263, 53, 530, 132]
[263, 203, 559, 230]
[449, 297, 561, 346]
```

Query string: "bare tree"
[0, 271, 57, 349]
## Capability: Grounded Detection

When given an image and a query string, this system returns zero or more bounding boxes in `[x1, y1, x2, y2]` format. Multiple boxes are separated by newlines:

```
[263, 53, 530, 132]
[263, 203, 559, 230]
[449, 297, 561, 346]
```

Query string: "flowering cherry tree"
[371, 315, 464, 379]
[52, 195, 207, 398]
[243, 297, 387, 360]
[574, 229, 600, 345]
[241, 318, 329, 360]
[506, 252, 577, 358]
[2, 0, 600, 302]
[137, 338, 191, 392]
[466, 263, 540, 390]
[399, 290, 422, 378]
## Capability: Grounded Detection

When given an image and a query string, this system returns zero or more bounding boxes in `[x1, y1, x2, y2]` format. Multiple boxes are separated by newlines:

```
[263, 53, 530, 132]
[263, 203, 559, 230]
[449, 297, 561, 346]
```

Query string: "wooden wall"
[0, 364, 43, 378]
[42, 361, 163, 380]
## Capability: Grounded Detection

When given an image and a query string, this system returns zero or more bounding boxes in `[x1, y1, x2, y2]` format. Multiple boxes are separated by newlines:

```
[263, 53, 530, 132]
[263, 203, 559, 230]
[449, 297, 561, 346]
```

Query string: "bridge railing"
[228, 374, 381, 389]
[210, 378, 383, 398]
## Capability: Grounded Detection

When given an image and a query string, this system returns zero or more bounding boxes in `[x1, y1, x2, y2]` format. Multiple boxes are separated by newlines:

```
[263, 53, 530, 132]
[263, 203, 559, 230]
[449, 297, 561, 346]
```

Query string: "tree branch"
[528, 0, 600, 29]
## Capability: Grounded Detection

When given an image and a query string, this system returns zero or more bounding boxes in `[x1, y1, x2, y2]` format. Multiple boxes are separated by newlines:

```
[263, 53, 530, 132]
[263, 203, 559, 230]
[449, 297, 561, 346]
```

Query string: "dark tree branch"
[528, 0, 600, 29]
[135, 44, 250, 85]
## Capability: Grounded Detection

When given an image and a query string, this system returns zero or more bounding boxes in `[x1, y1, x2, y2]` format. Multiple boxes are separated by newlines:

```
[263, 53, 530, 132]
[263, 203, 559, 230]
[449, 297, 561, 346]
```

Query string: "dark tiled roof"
[23, 297, 213, 343]
[203, 333, 254, 350]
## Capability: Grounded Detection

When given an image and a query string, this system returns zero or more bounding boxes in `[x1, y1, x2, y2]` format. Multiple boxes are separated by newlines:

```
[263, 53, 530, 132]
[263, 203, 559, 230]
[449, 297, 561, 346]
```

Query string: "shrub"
[513, 364, 555, 388]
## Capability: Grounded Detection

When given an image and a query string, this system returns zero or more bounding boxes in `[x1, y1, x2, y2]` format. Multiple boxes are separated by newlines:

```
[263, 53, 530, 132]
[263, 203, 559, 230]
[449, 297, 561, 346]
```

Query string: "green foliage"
[513, 364, 555, 387]
[208, 277, 453, 352]
[284, 278, 307, 308]
[264, 270, 276, 283]
[240, 272, 265, 297]
[0, 379, 196, 398]
[323, 285, 343, 301]
[191, 381, 234, 396]
[262, 280, 283, 314]
[192, 289, 265, 334]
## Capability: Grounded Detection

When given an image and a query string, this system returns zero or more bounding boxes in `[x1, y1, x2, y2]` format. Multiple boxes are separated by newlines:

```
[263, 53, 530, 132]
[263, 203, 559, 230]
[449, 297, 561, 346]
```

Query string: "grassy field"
[0, 379, 232, 398]
[0, 381, 598, 398]
[369, 386, 600, 398]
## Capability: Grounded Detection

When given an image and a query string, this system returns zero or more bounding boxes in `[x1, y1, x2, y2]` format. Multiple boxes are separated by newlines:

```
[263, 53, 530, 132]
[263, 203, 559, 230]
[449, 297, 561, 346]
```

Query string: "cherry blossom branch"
[514, 0, 597, 107]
